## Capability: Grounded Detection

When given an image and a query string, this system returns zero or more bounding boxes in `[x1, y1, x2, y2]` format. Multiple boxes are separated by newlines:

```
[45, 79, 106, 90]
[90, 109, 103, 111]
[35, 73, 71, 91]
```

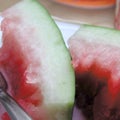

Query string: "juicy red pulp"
[75, 73, 106, 120]
[75, 63, 120, 120]
[68, 39, 120, 120]
[0, 18, 44, 120]
[0, 38, 41, 103]
[0, 41, 42, 119]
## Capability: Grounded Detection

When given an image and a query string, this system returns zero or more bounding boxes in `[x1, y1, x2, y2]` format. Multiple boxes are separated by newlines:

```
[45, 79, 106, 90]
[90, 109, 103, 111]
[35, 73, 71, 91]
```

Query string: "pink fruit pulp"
[0, 13, 47, 120]
[69, 39, 120, 119]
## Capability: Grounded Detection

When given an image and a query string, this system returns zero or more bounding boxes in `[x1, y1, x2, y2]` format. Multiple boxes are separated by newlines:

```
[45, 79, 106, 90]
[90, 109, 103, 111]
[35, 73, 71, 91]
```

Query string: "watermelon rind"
[1, 0, 75, 119]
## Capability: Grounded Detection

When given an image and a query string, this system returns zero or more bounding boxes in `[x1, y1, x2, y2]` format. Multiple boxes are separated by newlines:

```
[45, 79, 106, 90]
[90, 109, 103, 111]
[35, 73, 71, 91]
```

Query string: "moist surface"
[69, 39, 120, 120]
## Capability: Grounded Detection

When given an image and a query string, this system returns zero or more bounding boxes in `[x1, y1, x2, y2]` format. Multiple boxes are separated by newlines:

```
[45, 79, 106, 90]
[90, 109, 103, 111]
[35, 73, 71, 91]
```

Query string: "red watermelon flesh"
[68, 25, 120, 120]
[0, 9, 47, 120]
[0, 18, 44, 120]
[0, 0, 75, 120]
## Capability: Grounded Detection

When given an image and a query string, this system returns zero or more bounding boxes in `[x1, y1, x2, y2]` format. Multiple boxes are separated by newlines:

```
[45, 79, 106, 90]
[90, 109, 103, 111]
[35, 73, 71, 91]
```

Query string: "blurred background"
[0, 0, 116, 27]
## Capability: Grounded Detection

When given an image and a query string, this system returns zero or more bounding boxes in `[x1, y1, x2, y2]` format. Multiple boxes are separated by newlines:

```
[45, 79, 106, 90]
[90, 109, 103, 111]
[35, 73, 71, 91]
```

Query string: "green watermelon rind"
[71, 24, 120, 47]
[1, 0, 75, 119]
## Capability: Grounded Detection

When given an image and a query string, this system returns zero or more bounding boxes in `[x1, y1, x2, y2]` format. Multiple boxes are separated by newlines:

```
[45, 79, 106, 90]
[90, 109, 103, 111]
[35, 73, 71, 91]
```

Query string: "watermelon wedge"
[0, 0, 75, 120]
[68, 25, 120, 120]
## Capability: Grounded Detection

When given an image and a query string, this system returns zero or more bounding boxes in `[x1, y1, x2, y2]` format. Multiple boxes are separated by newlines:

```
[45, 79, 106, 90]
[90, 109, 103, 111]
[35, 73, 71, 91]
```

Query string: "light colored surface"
[0, 0, 19, 11]
[55, 21, 80, 47]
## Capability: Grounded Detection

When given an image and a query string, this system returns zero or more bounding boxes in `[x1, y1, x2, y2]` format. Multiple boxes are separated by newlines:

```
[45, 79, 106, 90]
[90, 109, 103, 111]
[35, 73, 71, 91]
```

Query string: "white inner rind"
[0, 16, 4, 48]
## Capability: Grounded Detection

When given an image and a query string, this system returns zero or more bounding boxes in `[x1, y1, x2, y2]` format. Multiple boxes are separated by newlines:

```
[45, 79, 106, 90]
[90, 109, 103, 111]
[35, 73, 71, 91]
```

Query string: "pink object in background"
[115, 0, 120, 29]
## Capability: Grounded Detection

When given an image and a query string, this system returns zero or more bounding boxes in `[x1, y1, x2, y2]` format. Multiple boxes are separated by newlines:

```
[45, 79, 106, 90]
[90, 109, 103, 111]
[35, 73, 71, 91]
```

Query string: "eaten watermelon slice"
[68, 25, 120, 120]
[0, 0, 75, 120]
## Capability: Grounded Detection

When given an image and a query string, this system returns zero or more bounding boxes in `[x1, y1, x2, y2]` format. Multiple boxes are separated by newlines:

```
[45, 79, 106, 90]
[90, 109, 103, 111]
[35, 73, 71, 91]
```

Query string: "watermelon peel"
[0, 0, 75, 120]
[68, 24, 120, 120]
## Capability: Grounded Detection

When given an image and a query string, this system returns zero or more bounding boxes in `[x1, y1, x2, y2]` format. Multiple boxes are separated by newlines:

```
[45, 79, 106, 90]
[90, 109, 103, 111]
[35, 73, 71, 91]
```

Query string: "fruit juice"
[54, 0, 116, 9]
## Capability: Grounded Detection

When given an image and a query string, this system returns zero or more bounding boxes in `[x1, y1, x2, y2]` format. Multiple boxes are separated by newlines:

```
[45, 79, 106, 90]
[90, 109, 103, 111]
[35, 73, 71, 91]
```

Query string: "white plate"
[55, 20, 80, 47]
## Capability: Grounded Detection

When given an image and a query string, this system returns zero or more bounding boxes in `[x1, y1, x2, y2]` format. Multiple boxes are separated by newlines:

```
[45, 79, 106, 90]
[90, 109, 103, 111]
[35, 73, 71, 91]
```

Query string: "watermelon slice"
[68, 25, 120, 120]
[0, 0, 75, 120]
